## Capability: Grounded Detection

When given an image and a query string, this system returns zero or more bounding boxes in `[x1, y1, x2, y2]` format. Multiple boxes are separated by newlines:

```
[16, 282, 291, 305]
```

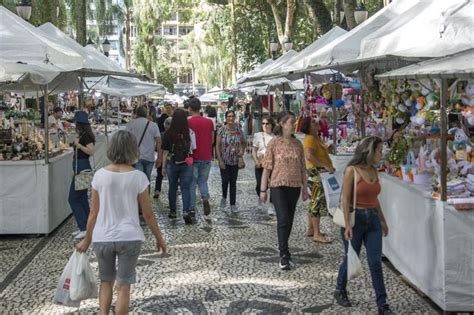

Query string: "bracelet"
[260, 190, 267, 193]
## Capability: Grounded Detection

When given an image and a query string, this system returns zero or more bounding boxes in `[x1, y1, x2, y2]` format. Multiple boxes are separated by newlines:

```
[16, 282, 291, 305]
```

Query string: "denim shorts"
[93, 241, 142, 285]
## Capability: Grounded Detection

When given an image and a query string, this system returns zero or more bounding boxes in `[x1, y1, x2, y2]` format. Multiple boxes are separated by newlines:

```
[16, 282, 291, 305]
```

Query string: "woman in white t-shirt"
[76, 130, 166, 315]
[252, 116, 275, 215]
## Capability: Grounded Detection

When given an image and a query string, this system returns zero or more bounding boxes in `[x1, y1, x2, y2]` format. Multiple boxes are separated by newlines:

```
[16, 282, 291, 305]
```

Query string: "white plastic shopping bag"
[347, 241, 363, 280]
[53, 251, 81, 307]
[70, 250, 98, 301]
[320, 171, 343, 215]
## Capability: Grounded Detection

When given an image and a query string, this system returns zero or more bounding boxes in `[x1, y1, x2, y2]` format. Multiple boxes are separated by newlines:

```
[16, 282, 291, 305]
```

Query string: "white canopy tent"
[85, 76, 166, 97]
[236, 59, 274, 84]
[360, 0, 474, 60]
[0, 6, 83, 85]
[375, 48, 474, 80]
[239, 50, 298, 84]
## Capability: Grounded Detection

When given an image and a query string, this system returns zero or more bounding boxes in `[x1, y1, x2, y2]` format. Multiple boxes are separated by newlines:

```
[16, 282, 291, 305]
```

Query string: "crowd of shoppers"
[69, 96, 391, 313]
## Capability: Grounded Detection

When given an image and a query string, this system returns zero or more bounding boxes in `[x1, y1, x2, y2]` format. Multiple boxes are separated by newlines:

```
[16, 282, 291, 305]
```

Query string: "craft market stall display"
[373, 49, 474, 312]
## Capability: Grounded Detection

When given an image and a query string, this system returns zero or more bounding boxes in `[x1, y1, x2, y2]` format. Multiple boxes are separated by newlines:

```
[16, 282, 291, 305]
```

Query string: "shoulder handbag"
[74, 139, 95, 191]
[333, 167, 357, 228]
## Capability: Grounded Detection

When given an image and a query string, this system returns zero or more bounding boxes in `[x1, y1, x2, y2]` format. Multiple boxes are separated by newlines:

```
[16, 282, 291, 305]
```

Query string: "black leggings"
[271, 186, 301, 258]
[220, 164, 239, 206]
[255, 167, 263, 196]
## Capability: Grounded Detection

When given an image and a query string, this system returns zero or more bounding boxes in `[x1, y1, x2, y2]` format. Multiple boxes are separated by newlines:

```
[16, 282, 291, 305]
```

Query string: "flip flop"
[313, 235, 332, 243]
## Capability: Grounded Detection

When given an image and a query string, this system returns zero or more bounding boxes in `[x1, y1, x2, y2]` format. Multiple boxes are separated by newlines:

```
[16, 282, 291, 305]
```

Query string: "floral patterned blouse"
[218, 124, 244, 166]
[262, 136, 306, 188]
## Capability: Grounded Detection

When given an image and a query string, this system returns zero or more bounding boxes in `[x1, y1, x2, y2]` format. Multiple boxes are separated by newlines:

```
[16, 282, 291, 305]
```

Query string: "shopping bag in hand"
[347, 241, 363, 280]
[52, 251, 81, 307]
[70, 250, 98, 301]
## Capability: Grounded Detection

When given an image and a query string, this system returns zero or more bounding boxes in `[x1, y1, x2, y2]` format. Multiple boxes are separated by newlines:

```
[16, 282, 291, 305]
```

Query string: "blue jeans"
[336, 208, 388, 306]
[68, 159, 92, 231]
[167, 161, 193, 213]
[190, 160, 212, 209]
[135, 159, 154, 182]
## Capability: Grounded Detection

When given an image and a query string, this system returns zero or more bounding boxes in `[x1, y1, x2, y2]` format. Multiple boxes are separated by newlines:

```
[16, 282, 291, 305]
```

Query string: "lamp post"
[270, 38, 278, 60]
[16, 0, 32, 20]
[283, 38, 293, 51]
[354, 2, 369, 25]
[85, 37, 95, 48]
[102, 37, 111, 57]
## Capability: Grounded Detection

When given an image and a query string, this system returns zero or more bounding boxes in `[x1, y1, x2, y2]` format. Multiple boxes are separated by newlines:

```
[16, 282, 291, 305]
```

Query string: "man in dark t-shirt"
[157, 103, 172, 134]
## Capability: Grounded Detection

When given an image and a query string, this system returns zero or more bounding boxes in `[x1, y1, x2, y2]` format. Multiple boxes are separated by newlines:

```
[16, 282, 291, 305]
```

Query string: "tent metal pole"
[78, 73, 84, 109]
[331, 73, 338, 155]
[105, 94, 109, 143]
[440, 78, 448, 202]
[43, 85, 49, 165]
[267, 89, 271, 114]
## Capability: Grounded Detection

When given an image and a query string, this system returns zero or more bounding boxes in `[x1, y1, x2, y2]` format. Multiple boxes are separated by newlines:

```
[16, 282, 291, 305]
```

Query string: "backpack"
[171, 135, 191, 163]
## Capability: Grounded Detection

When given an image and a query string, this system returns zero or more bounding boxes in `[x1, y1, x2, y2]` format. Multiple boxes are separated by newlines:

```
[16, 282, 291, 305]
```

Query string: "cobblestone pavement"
[0, 156, 437, 314]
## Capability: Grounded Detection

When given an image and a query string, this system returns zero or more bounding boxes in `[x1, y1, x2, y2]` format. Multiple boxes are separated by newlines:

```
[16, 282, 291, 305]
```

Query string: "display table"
[0, 151, 74, 234]
[379, 173, 474, 312]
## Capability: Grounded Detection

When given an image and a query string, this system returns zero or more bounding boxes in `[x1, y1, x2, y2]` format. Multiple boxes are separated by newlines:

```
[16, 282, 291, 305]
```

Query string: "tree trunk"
[125, 8, 131, 69]
[267, 0, 297, 52]
[266, 0, 284, 42]
[334, 0, 343, 26]
[303, 0, 333, 37]
[76, 0, 87, 46]
[343, 0, 357, 30]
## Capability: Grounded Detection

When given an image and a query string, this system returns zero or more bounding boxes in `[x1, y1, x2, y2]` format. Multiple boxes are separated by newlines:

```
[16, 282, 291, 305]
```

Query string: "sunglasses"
[262, 122, 271, 125]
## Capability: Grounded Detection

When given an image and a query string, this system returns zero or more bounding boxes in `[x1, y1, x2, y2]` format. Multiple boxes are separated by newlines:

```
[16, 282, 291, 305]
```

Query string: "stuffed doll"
[448, 127, 472, 160]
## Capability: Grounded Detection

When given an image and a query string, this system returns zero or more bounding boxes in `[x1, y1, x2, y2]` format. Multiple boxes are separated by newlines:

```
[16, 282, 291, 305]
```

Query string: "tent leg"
[43, 85, 49, 165]
[104, 94, 109, 143]
[267, 90, 271, 114]
[440, 78, 448, 202]
[331, 74, 338, 155]
[78, 75, 84, 109]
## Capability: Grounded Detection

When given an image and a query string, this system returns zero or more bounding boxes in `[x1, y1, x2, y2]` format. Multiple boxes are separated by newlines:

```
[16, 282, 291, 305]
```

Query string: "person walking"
[68, 111, 95, 240]
[188, 97, 214, 217]
[161, 109, 196, 224]
[252, 115, 275, 215]
[76, 130, 167, 315]
[300, 117, 334, 243]
[216, 110, 246, 212]
[126, 106, 161, 182]
[333, 136, 391, 314]
[154, 117, 172, 199]
[260, 111, 309, 270]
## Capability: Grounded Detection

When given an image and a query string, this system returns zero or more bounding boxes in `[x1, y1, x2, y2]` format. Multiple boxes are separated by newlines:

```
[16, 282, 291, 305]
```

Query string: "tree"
[303, 0, 333, 37]
[108, 0, 133, 69]
[342, 0, 357, 30]
[266, 0, 297, 51]
[75, 0, 87, 46]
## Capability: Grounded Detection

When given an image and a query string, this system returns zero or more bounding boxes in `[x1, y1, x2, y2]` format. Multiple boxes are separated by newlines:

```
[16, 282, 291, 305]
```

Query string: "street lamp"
[270, 38, 278, 60]
[283, 38, 293, 51]
[354, 2, 369, 25]
[102, 37, 111, 57]
[85, 37, 95, 47]
[16, 0, 32, 20]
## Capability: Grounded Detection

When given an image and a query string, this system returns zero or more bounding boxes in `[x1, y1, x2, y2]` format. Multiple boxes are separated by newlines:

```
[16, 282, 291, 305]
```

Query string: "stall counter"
[379, 173, 474, 312]
[0, 151, 73, 234]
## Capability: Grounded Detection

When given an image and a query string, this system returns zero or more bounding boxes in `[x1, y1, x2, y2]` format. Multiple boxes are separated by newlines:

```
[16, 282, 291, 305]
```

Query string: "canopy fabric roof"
[360, 0, 474, 60]
[85, 76, 166, 97]
[199, 92, 220, 103]
[236, 59, 274, 84]
[241, 50, 298, 83]
[282, 26, 348, 74]
[303, 0, 419, 70]
[375, 49, 474, 80]
[0, 6, 82, 84]
[38, 23, 130, 77]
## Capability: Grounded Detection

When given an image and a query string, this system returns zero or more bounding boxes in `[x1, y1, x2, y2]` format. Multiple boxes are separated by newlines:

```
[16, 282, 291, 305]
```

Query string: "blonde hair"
[347, 136, 383, 168]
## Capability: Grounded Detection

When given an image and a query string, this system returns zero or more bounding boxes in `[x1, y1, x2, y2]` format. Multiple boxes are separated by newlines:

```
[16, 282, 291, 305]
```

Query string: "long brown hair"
[273, 111, 295, 136]
[165, 109, 190, 143]
[347, 136, 382, 168]
[76, 123, 95, 143]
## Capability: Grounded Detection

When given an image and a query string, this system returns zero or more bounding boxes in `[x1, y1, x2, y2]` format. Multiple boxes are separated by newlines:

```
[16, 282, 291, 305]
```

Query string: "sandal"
[312, 235, 332, 243]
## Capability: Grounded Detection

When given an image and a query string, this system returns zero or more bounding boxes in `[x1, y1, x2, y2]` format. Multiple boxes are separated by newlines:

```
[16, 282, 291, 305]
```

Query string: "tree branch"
[266, 0, 284, 40]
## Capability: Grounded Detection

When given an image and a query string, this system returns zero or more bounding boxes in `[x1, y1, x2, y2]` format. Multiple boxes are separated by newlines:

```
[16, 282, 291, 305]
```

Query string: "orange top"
[355, 172, 381, 209]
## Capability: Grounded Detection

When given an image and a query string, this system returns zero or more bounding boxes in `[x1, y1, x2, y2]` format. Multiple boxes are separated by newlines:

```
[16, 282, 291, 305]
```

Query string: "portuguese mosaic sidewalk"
[0, 157, 437, 314]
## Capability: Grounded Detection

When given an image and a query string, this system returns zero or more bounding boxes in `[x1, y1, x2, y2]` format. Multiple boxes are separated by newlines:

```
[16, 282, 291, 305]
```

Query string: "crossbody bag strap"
[75, 134, 83, 175]
[138, 121, 150, 147]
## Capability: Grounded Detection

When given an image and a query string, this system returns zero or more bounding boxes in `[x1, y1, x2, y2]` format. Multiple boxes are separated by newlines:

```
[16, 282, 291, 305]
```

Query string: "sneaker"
[183, 213, 192, 225]
[279, 257, 291, 270]
[257, 199, 263, 210]
[168, 211, 177, 219]
[71, 230, 81, 237]
[220, 198, 227, 208]
[74, 231, 86, 239]
[203, 199, 211, 216]
[378, 304, 392, 315]
[334, 290, 352, 307]
[267, 204, 276, 216]
[230, 205, 237, 213]
[190, 209, 196, 218]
